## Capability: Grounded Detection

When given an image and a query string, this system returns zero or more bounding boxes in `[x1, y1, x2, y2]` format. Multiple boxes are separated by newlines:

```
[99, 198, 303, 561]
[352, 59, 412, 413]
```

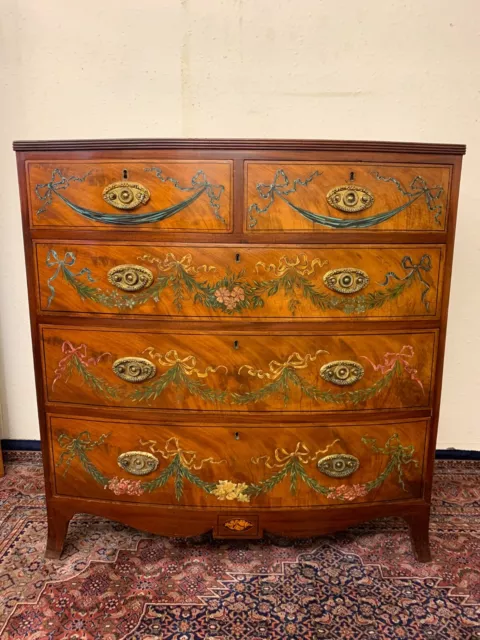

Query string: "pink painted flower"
[230, 286, 245, 302]
[214, 287, 230, 304]
[107, 477, 144, 496]
[224, 297, 237, 310]
[214, 286, 244, 310]
[327, 483, 369, 501]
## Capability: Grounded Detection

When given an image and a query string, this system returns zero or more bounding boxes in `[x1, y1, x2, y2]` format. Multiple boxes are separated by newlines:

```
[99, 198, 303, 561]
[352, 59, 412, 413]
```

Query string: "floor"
[0, 452, 478, 639]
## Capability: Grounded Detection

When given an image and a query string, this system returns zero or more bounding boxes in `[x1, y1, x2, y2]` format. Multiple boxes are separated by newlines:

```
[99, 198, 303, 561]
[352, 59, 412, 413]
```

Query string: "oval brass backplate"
[112, 357, 156, 383]
[319, 360, 364, 386]
[107, 264, 154, 292]
[103, 181, 150, 210]
[118, 451, 159, 476]
[317, 454, 360, 478]
[323, 268, 369, 294]
[326, 184, 374, 213]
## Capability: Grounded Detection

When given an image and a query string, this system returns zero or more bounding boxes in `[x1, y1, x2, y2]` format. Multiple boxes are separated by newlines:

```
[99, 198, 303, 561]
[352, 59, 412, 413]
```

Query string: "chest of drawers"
[14, 138, 465, 561]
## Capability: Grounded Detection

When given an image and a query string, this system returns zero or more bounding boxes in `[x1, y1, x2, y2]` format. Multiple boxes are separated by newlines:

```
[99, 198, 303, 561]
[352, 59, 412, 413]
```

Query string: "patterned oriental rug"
[0, 453, 478, 639]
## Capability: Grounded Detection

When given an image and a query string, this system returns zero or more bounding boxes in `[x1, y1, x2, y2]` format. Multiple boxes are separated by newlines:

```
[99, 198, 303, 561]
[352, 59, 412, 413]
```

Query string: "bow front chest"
[14, 138, 465, 560]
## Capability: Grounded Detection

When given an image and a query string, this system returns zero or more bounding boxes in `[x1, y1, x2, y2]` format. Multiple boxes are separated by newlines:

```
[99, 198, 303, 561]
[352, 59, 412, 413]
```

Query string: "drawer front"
[51, 415, 427, 507]
[27, 160, 232, 231]
[246, 162, 451, 233]
[36, 243, 444, 320]
[42, 328, 437, 412]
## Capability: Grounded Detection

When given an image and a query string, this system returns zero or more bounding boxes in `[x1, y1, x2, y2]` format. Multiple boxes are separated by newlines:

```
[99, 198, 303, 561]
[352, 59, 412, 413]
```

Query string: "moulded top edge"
[12, 138, 466, 155]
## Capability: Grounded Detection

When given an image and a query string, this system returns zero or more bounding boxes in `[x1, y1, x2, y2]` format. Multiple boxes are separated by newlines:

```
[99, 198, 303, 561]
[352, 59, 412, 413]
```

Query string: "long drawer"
[246, 162, 451, 232]
[42, 327, 437, 412]
[51, 415, 427, 508]
[27, 160, 233, 232]
[36, 243, 444, 320]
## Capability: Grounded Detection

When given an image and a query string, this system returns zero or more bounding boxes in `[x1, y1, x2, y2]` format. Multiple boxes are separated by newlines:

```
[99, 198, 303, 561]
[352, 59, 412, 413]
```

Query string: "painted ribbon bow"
[35, 168, 92, 215]
[139, 252, 216, 275]
[143, 347, 227, 378]
[379, 254, 432, 311]
[145, 168, 226, 222]
[238, 349, 328, 380]
[52, 341, 111, 389]
[371, 173, 444, 224]
[255, 253, 328, 277]
[248, 169, 321, 227]
[56, 430, 110, 476]
[252, 440, 339, 469]
[408, 176, 444, 222]
[361, 433, 418, 490]
[361, 345, 424, 392]
[139, 436, 225, 470]
[46, 249, 94, 307]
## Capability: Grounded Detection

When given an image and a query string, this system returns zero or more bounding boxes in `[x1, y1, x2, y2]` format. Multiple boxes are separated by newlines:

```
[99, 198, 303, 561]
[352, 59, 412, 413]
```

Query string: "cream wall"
[1, 0, 479, 448]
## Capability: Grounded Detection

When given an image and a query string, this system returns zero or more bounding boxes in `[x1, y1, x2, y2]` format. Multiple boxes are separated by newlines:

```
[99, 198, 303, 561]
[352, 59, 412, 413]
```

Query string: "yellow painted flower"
[211, 480, 250, 503]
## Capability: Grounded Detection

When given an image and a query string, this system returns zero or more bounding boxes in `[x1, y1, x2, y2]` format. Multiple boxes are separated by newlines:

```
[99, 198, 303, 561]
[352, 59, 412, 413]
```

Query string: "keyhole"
[233, 340, 239, 349]
[235, 253, 241, 263]
[123, 169, 129, 180]
[349, 171, 355, 182]
[234, 431, 240, 440]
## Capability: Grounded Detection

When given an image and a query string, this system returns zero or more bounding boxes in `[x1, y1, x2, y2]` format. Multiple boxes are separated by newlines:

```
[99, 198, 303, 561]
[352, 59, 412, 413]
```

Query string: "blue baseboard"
[2, 440, 41, 451]
[1, 440, 479, 459]
[435, 449, 480, 460]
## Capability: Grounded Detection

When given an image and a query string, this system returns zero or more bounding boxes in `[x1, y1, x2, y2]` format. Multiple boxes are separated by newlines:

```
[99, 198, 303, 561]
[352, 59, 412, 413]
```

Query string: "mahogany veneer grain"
[15, 138, 465, 562]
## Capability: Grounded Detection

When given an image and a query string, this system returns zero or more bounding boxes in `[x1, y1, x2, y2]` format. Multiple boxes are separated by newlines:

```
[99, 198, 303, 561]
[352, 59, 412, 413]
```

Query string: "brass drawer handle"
[317, 454, 360, 478]
[323, 268, 369, 294]
[320, 360, 364, 386]
[326, 184, 374, 213]
[103, 181, 150, 210]
[118, 451, 159, 476]
[112, 357, 156, 383]
[107, 264, 153, 292]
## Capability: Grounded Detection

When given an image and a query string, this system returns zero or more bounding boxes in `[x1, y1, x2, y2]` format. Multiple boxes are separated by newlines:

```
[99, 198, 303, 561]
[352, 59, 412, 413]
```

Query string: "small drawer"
[216, 515, 260, 537]
[245, 162, 451, 233]
[27, 160, 233, 232]
[50, 415, 427, 507]
[36, 243, 444, 321]
[42, 327, 437, 413]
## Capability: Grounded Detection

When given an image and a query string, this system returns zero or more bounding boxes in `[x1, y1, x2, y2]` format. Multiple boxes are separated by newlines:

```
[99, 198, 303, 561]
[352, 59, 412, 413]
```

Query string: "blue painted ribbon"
[36, 168, 225, 226]
[378, 254, 432, 311]
[248, 169, 444, 229]
[46, 249, 94, 307]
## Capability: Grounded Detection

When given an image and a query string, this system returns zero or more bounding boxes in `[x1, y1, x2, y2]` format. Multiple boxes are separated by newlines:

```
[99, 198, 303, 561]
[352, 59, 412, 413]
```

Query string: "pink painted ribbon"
[52, 341, 111, 389]
[361, 344, 424, 392]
